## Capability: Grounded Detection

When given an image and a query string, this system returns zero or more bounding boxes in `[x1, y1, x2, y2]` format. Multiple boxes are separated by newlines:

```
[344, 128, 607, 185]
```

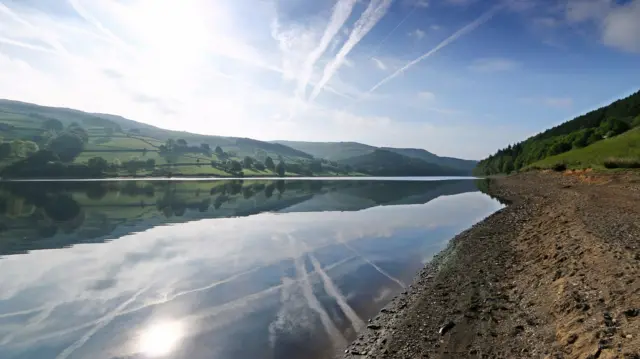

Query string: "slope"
[271, 140, 376, 161]
[381, 147, 477, 174]
[475, 89, 640, 175]
[529, 127, 640, 170]
[340, 149, 467, 176]
[0, 99, 312, 161]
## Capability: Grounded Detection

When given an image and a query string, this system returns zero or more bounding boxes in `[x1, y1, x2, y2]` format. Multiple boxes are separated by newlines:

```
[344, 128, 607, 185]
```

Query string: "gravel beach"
[342, 171, 640, 359]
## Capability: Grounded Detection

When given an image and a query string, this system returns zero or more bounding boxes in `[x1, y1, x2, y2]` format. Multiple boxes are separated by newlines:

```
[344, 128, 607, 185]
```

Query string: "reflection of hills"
[279, 180, 477, 213]
[0, 179, 478, 256]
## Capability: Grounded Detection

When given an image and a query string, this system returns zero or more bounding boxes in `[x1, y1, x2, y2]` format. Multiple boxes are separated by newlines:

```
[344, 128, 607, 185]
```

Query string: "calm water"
[0, 179, 502, 359]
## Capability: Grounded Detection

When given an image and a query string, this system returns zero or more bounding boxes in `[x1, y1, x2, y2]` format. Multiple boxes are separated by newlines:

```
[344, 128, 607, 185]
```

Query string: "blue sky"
[0, 0, 639, 159]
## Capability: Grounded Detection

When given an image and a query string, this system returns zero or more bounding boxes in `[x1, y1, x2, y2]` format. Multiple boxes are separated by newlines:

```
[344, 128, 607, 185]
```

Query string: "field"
[529, 128, 640, 170]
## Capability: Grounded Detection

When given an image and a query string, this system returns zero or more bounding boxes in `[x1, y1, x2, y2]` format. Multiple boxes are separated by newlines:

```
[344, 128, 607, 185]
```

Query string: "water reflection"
[0, 179, 503, 359]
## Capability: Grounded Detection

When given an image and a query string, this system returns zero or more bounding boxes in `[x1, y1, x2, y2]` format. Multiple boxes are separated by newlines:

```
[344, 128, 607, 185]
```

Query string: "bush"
[552, 163, 567, 172]
[603, 157, 640, 169]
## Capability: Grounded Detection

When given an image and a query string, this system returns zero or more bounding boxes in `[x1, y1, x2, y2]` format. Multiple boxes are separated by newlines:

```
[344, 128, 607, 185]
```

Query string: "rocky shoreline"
[341, 172, 639, 358]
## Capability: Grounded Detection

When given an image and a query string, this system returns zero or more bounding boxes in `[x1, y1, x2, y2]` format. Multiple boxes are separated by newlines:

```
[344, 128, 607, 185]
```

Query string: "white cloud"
[409, 28, 426, 39]
[601, 0, 640, 53]
[417, 91, 436, 101]
[468, 58, 520, 72]
[430, 24, 441, 30]
[565, 0, 640, 53]
[372, 57, 388, 70]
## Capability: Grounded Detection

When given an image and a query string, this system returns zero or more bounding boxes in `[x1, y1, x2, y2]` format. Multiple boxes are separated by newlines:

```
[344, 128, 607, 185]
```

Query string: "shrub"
[552, 163, 567, 172]
[603, 157, 640, 169]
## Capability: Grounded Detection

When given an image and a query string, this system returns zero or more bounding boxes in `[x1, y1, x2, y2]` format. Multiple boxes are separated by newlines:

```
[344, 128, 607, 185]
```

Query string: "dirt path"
[342, 172, 640, 359]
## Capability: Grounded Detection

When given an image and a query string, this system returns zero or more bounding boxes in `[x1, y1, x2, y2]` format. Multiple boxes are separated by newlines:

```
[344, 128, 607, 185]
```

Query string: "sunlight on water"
[137, 320, 185, 357]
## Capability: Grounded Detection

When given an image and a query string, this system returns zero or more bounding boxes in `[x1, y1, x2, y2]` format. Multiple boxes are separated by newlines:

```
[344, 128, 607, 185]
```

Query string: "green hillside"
[529, 127, 640, 170]
[271, 140, 376, 161]
[382, 147, 477, 173]
[340, 149, 467, 176]
[474, 89, 640, 175]
[0, 99, 474, 178]
[273, 141, 477, 174]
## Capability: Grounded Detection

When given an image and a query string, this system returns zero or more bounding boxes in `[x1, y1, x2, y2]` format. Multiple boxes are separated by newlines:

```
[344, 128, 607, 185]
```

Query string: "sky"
[0, 0, 639, 159]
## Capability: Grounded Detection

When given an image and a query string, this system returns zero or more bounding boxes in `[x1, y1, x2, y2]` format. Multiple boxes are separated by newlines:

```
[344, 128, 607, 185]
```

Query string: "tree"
[10, 140, 24, 157]
[229, 160, 242, 172]
[176, 139, 188, 147]
[633, 115, 640, 128]
[254, 162, 266, 171]
[201, 143, 211, 151]
[43, 119, 63, 132]
[113, 158, 122, 167]
[22, 141, 39, 156]
[265, 156, 275, 171]
[0, 143, 11, 159]
[243, 156, 254, 169]
[87, 157, 109, 173]
[215, 146, 224, 156]
[145, 158, 156, 170]
[67, 123, 88, 143]
[47, 133, 85, 162]
[275, 160, 286, 177]
[600, 117, 629, 137]
[165, 139, 176, 151]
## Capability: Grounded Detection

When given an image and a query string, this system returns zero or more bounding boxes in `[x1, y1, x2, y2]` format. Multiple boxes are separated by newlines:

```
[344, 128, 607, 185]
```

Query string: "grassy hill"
[271, 140, 376, 161]
[475, 89, 640, 175]
[381, 147, 477, 173]
[340, 149, 468, 176]
[272, 141, 477, 174]
[0, 99, 473, 178]
[528, 127, 640, 170]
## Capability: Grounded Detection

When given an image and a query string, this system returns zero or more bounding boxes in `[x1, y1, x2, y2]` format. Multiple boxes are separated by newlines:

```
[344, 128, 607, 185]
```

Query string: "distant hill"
[272, 140, 376, 161]
[272, 141, 476, 174]
[475, 89, 640, 175]
[0, 99, 473, 177]
[381, 147, 477, 173]
[340, 149, 467, 176]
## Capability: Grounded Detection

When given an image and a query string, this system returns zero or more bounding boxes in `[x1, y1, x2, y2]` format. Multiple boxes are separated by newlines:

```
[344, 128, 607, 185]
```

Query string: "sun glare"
[137, 320, 185, 357]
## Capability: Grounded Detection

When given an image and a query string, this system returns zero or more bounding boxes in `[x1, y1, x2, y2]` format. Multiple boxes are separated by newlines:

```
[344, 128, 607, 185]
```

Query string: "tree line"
[474, 90, 640, 175]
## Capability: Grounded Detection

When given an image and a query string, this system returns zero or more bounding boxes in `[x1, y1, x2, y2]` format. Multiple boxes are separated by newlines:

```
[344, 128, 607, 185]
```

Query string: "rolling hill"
[0, 99, 475, 177]
[528, 127, 640, 170]
[474, 89, 640, 175]
[272, 141, 477, 174]
[339, 149, 468, 176]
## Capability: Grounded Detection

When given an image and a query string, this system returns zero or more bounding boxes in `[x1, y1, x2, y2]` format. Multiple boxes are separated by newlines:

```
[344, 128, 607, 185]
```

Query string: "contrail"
[308, 254, 366, 332]
[67, 0, 128, 48]
[0, 2, 69, 55]
[0, 304, 57, 345]
[10, 256, 358, 349]
[309, 0, 393, 101]
[366, 4, 504, 96]
[54, 285, 150, 359]
[0, 37, 59, 54]
[338, 236, 405, 289]
[297, 0, 358, 99]
[287, 235, 347, 348]
[368, 4, 419, 58]
[0, 306, 46, 319]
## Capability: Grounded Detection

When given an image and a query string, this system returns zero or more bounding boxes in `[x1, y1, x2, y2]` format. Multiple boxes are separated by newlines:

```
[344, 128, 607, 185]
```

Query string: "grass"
[529, 128, 640, 170]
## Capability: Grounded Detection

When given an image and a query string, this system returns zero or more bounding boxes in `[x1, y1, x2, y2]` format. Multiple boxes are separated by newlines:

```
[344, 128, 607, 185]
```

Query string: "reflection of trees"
[264, 184, 275, 198]
[44, 194, 81, 222]
[86, 183, 109, 200]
